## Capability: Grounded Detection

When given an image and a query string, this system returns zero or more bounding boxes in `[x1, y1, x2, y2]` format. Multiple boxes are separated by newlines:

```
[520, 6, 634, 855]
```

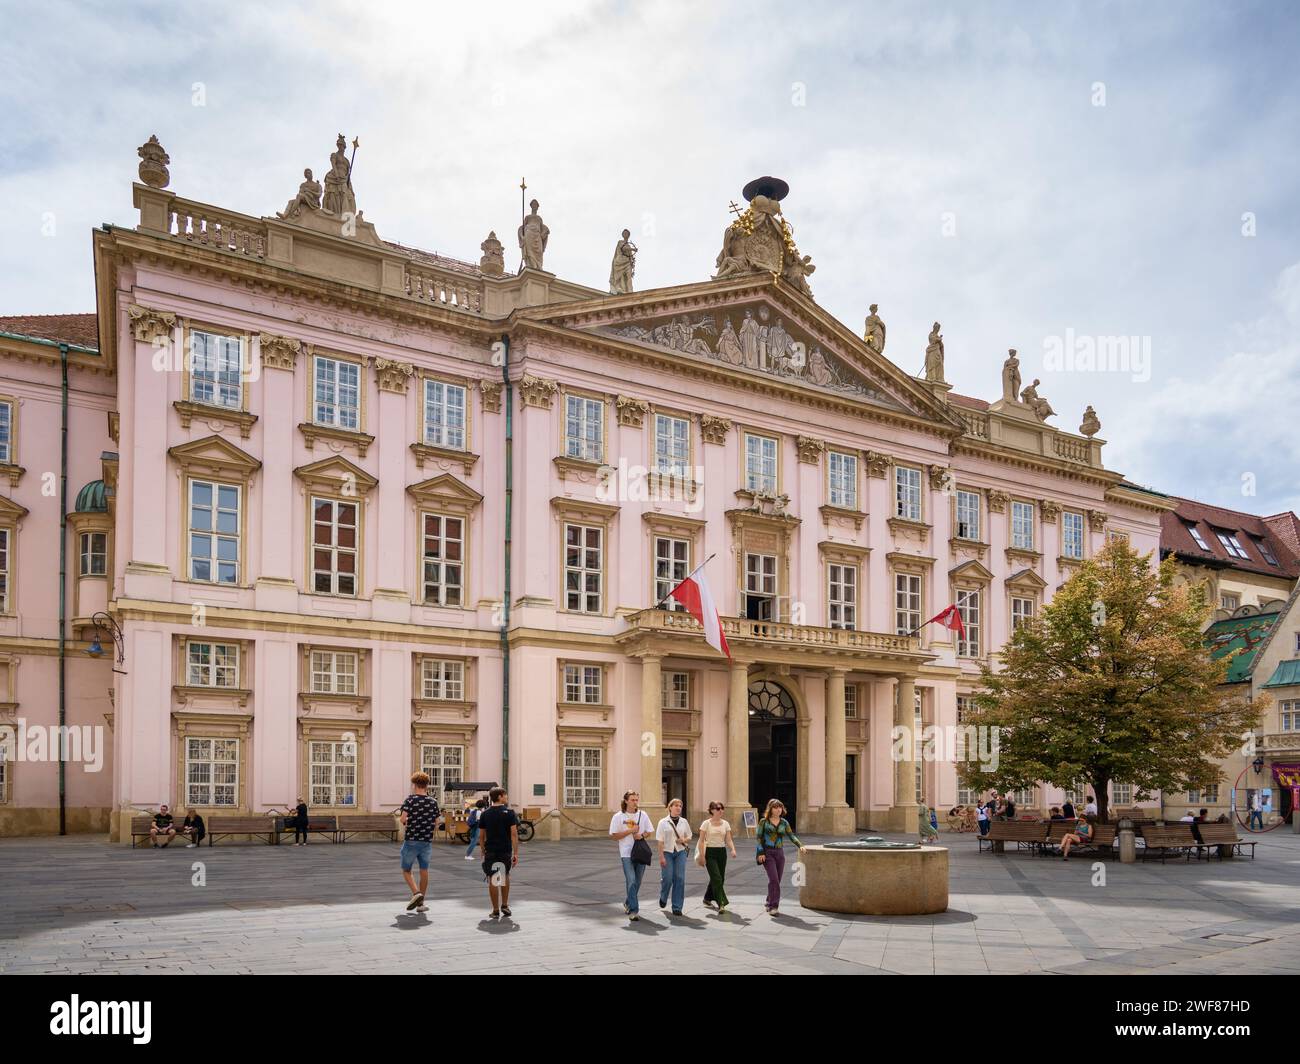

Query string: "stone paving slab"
[1, 828, 1298, 974]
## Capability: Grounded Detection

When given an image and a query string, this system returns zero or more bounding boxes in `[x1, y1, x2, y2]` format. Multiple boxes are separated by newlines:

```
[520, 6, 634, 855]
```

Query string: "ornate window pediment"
[1006, 567, 1049, 592]
[168, 434, 261, 480]
[949, 559, 995, 583]
[407, 473, 483, 515]
[293, 455, 377, 497]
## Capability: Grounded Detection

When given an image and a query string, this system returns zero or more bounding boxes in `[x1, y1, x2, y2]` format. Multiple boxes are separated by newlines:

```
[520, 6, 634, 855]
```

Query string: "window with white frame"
[654, 414, 689, 477]
[0, 528, 8, 612]
[563, 746, 602, 807]
[565, 394, 604, 463]
[1184, 521, 1210, 551]
[313, 355, 360, 430]
[310, 650, 358, 695]
[956, 590, 980, 657]
[79, 531, 107, 576]
[0, 400, 11, 464]
[894, 572, 921, 635]
[744, 433, 778, 494]
[956, 694, 974, 724]
[421, 513, 463, 606]
[420, 744, 464, 800]
[1294, 633, 1300, 655]
[1062, 510, 1085, 559]
[844, 684, 858, 719]
[187, 641, 239, 688]
[914, 695, 924, 803]
[744, 552, 777, 620]
[564, 524, 603, 613]
[1011, 596, 1035, 631]
[1009, 788, 1035, 808]
[563, 664, 603, 704]
[1215, 530, 1250, 559]
[420, 659, 464, 701]
[1112, 782, 1133, 805]
[828, 451, 858, 509]
[185, 737, 239, 807]
[1011, 501, 1035, 550]
[1107, 530, 1130, 545]
[1252, 535, 1279, 567]
[662, 671, 689, 711]
[423, 379, 466, 450]
[1188, 785, 1221, 803]
[310, 741, 356, 807]
[1063, 781, 1086, 806]
[1220, 593, 1240, 611]
[955, 490, 981, 540]
[189, 330, 243, 409]
[1281, 700, 1300, 732]
[895, 466, 922, 521]
[312, 497, 358, 596]
[654, 536, 689, 610]
[957, 784, 977, 806]
[189, 479, 240, 584]
[828, 563, 857, 630]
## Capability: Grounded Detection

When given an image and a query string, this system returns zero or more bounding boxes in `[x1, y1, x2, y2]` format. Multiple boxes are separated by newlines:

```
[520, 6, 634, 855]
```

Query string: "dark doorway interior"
[747, 680, 798, 828]
[662, 748, 687, 812]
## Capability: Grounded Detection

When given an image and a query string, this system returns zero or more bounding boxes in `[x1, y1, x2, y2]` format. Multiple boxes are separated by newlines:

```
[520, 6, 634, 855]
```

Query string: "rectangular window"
[654, 536, 690, 611]
[310, 650, 358, 695]
[1010, 788, 1035, 809]
[662, 671, 689, 711]
[844, 684, 858, 719]
[1281, 700, 1300, 732]
[185, 737, 239, 807]
[1252, 535, 1279, 566]
[955, 490, 981, 541]
[956, 590, 980, 657]
[0, 400, 11, 464]
[312, 497, 358, 597]
[1185, 521, 1211, 551]
[309, 741, 356, 807]
[744, 433, 778, 494]
[421, 513, 463, 606]
[189, 330, 243, 409]
[1011, 501, 1035, 550]
[1011, 596, 1035, 631]
[956, 784, 976, 807]
[423, 379, 466, 450]
[1220, 593, 1240, 611]
[189, 479, 240, 584]
[420, 659, 464, 701]
[828, 563, 857, 630]
[564, 523, 603, 613]
[1062, 511, 1085, 559]
[563, 746, 602, 807]
[0, 528, 8, 612]
[1107, 530, 1130, 545]
[79, 531, 107, 576]
[654, 414, 690, 477]
[1214, 530, 1250, 560]
[420, 744, 464, 801]
[895, 466, 922, 521]
[187, 641, 239, 688]
[745, 552, 777, 620]
[563, 664, 603, 705]
[828, 451, 858, 509]
[313, 355, 360, 430]
[1112, 782, 1133, 805]
[565, 394, 604, 463]
[894, 573, 921, 635]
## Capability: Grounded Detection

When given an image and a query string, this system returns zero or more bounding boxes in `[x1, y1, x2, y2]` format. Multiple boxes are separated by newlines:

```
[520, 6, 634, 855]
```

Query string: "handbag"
[629, 813, 653, 866]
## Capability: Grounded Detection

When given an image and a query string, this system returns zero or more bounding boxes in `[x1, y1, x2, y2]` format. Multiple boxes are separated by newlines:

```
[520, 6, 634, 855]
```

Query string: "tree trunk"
[1093, 776, 1111, 824]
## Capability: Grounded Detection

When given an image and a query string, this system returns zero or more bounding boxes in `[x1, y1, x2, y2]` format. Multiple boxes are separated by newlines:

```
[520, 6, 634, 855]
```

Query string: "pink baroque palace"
[0, 139, 1174, 842]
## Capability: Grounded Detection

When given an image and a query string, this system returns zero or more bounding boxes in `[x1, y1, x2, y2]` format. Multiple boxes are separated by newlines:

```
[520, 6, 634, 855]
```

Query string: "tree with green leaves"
[960, 540, 1263, 823]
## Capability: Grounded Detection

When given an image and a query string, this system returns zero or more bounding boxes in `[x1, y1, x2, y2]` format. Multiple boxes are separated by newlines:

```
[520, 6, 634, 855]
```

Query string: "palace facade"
[0, 137, 1182, 841]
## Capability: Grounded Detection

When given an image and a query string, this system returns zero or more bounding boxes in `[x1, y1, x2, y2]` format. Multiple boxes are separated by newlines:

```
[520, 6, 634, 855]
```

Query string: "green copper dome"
[74, 479, 109, 513]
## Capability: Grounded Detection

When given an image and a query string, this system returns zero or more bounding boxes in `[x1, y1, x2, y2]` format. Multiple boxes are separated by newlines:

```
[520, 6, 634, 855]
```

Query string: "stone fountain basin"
[799, 843, 949, 916]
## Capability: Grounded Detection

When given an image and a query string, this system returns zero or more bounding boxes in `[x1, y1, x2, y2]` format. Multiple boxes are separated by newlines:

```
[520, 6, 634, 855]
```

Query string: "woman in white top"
[609, 790, 655, 920]
[698, 801, 737, 912]
[656, 798, 693, 916]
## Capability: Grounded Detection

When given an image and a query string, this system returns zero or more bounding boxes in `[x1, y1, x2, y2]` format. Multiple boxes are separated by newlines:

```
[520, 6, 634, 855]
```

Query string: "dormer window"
[1184, 521, 1210, 551]
[1214, 529, 1250, 560]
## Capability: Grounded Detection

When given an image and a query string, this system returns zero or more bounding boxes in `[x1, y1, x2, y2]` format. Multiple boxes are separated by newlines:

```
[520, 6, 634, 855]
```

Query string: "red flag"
[667, 569, 731, 660]
[925, 605, 966, 640]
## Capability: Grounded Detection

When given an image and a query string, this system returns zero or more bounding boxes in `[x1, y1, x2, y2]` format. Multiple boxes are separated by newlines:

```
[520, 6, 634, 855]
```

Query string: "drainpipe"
[499, 334, 512, 792]
[58, 343, 69, 836]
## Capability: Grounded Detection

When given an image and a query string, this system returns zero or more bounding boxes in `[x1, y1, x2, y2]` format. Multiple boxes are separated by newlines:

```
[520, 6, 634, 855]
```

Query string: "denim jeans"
[465, 825, 479, 856]
[659, 849, 687, 911]
[400, 840, 433, 872]
[620, 856, 648, 913]
[1249, 810, 1264, 830]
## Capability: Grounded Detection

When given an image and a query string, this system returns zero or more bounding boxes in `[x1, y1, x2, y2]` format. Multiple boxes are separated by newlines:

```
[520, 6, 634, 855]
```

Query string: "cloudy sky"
[3, 0, 1297, 515]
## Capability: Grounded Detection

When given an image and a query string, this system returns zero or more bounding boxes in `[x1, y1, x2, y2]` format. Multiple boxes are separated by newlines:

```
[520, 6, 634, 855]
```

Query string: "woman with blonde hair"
[755, 799, 804, 916]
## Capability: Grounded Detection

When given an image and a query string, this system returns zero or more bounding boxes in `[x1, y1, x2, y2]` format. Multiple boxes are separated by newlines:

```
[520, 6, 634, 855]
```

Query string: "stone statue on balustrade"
[277, 168, 322, 220]
[137, 134, 170, 189]
[609, 229, 637, 294]
[1001, 349, 1022, 403]
[480, 231, 505, 277]
[924, 322, 945, 383]
[782, 253, 815, 299]
[863, 304, 886, 354]
[1020, 379, 1056, 421]
[519, 199, 550, 271]
[1079, 405, 1101, 438]
[322, 134, 356, 217]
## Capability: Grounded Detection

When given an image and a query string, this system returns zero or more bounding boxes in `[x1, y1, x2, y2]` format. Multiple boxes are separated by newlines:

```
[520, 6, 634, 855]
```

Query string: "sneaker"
[718, 904, 728, 913]
[186, 843, 196, 849]
[672, 910, 683, 916]
[464, 855, 475, 860]
[622, 903, 630, 915]
[490, 909, 500, 919]
[416, 905, 428, 913]
[406, 892, 424, 911]
[629, 913, 639, 921]
[658, 898, 667, 909]
[501, 906, 512, 918]
[769, 908, 779, 916]
[703, 899, 716, 908]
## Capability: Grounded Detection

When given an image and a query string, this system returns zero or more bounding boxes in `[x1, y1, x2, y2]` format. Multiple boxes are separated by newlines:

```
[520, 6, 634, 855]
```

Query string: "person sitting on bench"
[150, 805, 177, 848]
[182, 808, 206, 848]
[1060, 814, 1094, 860]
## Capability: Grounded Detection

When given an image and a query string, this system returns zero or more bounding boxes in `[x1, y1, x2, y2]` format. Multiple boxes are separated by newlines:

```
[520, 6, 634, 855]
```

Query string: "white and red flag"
[666, 559, 731, 660]
[924, 604, 966, 640]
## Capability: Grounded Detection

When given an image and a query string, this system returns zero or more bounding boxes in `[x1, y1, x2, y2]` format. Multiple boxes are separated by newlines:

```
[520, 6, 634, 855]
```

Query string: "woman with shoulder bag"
[656, 798, 693, 916]
[610, 790, 655, 921]
[698, 801, 737, 913]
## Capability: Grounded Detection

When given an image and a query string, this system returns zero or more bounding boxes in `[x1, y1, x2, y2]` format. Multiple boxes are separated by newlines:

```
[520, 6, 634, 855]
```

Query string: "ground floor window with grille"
[563, 746, 602, 807]
[310, 741, 357, 807]
[420, 744, 464, 802]
[185, 738, 239, 807]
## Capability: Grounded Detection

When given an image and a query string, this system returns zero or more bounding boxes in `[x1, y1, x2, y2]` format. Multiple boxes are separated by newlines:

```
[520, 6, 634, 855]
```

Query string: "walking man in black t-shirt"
[399, 772, 439, 913]
[478, 787, 519, 920]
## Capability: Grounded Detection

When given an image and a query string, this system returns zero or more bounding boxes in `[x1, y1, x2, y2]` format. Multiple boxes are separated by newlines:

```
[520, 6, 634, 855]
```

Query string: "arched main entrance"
[748, 679, 798, 828]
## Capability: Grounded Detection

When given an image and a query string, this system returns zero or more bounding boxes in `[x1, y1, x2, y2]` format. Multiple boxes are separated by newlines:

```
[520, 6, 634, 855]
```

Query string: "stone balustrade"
[1054, 434, 1091, 463]
[624, 607, 919, 655]
[169, 198, 268, 258]
[404, 264, 484, 312]
[957, 409, 989, 439]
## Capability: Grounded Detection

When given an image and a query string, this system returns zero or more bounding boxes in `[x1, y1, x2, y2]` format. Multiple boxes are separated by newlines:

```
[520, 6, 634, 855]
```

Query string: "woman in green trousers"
[698, 801, 737, 913]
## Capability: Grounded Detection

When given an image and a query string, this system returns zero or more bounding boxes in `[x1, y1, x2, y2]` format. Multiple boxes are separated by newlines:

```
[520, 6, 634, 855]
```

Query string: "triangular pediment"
[1006, 567, 1049, 591]
[168, 434, 261, 477]
[293, 455, 377, 495]
[0, 494, 29, 520]
[407, 473, 483, 510]
[949, 559, 995, 582]
[519, 277, 962, 430]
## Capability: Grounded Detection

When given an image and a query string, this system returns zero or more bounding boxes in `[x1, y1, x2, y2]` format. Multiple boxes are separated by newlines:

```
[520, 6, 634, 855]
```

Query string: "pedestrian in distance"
[465, 797, 486, 861]
[399, 771, 439, 913]
[289, 796, 309, 845]
[478, 788, 519, 919]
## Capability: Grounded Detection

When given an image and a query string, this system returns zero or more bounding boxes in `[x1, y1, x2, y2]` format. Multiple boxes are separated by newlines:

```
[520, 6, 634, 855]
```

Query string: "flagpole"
[654, 552, 717, 611]
[907, 589, 975, 637]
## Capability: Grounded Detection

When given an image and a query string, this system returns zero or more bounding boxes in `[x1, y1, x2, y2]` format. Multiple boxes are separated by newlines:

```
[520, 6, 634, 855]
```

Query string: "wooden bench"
[977, 821, 1046, 854]
[207, 815, 278, 846]
[273, 814, 338, 843]
[1138, 823, 1196, 862]
[1039, 822, 1117, 857]
[335, 814, 400, 843]
[1195, 822, 1255, 859]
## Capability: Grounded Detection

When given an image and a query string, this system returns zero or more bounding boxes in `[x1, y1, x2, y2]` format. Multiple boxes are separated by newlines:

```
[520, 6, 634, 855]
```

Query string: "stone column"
[890, 675, 919, 832]
[823, 668, 854, 835]
[639, 653, 663, 818]
[726, 660, 750, 811]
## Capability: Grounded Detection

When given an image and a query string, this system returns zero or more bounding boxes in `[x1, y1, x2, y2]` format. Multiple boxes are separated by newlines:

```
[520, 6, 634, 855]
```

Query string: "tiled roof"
[1204, 611, 1282, 683]
[1262, 658, 1300, 689]
[1160, 496, 1300, 579]
[0, 312, 99, 350]
[383, 242, 482, 278]
[947, 392, 989, 411]
[1263, 511, 1300, 561]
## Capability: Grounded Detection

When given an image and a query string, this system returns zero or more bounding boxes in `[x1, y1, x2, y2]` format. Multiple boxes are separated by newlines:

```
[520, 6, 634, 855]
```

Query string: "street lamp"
[1252, 756, 1265, 775]
[86, 611, 126, 671]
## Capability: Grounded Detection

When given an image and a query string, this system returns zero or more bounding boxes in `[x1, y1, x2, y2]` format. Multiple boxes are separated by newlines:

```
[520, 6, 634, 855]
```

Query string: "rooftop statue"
[712, 177, 814, 300]
[479, 231, 505, 277]
[863, 303, 886, 354]
[519, 199, 549, 271]
[1080, 404, 1101, 438]
[1020, 378, 1056, 422]
[137, 134, 170, 189]
[1001, 348, 1022, 404]
[609, 228, 637, 294]
[277, 168, 322, 220]
[322, 133, 357, 217]
[924, 321, 945, 382]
